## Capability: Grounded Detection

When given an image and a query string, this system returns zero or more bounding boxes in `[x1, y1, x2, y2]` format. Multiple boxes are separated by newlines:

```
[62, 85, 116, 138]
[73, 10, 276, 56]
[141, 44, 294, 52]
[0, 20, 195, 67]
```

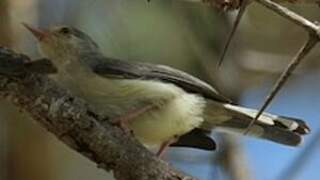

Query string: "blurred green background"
[0, 0, 320, 180]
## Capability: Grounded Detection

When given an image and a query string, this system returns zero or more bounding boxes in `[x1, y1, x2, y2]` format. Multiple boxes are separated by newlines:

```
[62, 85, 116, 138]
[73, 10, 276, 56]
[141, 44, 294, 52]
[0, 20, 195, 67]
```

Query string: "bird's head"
[23, 24, 100, 61]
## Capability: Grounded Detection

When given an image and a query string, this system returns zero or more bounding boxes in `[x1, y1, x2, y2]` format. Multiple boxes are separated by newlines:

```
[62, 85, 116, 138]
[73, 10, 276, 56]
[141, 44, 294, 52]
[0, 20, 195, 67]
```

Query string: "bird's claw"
[110, 118, 133, 135]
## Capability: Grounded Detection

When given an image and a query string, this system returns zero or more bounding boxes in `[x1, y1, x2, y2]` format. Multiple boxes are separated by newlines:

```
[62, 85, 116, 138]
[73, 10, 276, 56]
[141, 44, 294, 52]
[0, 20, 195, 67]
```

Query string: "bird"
[23, 24, 310, 157]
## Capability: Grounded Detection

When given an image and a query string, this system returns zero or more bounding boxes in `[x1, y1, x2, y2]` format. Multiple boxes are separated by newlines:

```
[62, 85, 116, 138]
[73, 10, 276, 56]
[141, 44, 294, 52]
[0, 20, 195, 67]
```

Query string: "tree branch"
[0, 47, 195, 180]
[180, 0, 320, 10]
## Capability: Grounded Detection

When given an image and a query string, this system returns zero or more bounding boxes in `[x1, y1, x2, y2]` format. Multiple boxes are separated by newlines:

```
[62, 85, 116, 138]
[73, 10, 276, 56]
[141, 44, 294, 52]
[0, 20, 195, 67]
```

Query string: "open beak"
[22, 23, 49, 41]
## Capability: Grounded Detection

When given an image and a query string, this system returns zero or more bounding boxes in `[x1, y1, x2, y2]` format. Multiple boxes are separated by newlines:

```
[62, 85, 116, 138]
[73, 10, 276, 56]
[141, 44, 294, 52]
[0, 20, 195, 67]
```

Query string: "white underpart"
[51, 62, 206, 147]
[93, 78, 206, 146]
[128, 86, 206, 146]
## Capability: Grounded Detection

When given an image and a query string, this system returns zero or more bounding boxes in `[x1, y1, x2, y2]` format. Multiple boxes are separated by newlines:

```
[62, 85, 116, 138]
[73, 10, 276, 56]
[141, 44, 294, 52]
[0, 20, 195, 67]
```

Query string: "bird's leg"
[110, 104, 155, 134]
[156, 136, 179, 158]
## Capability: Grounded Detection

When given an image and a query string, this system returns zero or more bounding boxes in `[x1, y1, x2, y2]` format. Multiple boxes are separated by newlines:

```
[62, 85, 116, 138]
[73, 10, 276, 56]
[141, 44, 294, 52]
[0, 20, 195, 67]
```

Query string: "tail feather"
[203, 102, 310, 146]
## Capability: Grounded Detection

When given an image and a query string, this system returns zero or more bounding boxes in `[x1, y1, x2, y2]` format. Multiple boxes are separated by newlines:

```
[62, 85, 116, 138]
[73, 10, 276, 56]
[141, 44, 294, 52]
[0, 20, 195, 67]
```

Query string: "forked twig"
[244, 0, 320, 134]
[219, 0, 320, 66]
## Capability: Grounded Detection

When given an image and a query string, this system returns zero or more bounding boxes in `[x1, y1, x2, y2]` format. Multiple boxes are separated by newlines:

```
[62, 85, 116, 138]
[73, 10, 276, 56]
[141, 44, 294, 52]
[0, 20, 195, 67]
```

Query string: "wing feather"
[92, 57, 231, 103]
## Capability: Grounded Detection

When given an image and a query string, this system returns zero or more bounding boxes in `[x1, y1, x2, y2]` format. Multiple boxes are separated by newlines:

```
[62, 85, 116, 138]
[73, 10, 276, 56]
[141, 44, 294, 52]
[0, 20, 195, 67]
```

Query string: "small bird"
[24, 24, 310, 157]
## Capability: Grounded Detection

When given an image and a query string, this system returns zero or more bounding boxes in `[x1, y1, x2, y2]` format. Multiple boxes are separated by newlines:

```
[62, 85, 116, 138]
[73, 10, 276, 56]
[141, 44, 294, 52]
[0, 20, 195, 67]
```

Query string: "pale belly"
[53, 70, 206, 147]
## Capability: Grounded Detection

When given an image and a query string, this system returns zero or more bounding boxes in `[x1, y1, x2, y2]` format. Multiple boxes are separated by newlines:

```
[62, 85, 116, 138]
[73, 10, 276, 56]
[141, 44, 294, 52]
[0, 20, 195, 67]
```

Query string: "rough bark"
[0, 47, 195, 180]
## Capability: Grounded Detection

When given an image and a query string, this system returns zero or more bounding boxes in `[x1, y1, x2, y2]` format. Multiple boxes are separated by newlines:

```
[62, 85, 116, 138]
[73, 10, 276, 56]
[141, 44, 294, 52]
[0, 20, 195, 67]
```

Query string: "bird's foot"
[110, 118, 133, 135]
[110, 105, 155, 135]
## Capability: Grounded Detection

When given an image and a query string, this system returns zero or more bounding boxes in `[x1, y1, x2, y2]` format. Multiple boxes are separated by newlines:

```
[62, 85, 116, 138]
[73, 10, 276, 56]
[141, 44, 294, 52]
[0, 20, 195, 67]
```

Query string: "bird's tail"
[203, 101, 310, 146]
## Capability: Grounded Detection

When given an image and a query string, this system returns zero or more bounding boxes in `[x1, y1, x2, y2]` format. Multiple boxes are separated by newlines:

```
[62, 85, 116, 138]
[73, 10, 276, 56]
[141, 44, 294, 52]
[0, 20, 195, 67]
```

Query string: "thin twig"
[218, 0, 250, 66]
[244, 35, 318, 134]
[180, 0, 320, 10]
[255, 0, 320, 36]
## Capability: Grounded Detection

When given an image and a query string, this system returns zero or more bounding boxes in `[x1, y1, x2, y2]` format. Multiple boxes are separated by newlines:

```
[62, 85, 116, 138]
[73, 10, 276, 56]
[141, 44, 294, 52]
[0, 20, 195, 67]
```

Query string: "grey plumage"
[91, 56, 309, 146]
[92, 57, 231, 103]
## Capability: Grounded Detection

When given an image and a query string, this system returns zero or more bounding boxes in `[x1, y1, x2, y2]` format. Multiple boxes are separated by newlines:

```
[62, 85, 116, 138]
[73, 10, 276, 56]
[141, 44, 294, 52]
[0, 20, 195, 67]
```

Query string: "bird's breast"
[53, 63, 207, 147]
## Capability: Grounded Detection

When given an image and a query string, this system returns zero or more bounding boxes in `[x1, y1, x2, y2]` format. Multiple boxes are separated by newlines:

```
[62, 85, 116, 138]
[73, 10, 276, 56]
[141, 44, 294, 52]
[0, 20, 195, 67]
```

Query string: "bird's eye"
[59, 27, 71, 35]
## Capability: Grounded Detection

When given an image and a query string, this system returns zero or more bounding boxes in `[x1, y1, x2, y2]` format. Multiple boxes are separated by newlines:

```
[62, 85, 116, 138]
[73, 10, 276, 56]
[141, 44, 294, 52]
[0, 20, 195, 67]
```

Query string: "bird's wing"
[92, 57, 231, 103]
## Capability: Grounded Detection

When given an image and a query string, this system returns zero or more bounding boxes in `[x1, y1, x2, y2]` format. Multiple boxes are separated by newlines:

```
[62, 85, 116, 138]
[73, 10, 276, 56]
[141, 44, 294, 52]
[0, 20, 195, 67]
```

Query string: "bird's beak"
[22, 23, 49, 41]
